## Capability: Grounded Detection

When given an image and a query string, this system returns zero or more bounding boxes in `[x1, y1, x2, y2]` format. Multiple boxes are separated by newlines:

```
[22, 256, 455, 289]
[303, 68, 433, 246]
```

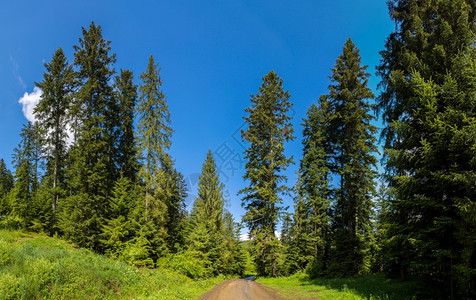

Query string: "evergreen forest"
[0, 1, 475, 298]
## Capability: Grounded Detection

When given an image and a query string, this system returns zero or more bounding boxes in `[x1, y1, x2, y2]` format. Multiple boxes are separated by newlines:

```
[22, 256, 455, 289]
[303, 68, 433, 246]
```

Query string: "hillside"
[0, 230, 223, 299]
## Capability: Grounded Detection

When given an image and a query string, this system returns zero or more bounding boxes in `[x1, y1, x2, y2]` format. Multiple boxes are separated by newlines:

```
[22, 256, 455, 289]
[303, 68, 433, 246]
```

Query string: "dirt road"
[199, 278, 284, 300]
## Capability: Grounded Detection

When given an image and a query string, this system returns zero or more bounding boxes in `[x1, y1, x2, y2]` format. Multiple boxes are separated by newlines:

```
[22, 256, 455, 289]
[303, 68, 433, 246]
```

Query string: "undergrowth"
[0, 230, 223, 299]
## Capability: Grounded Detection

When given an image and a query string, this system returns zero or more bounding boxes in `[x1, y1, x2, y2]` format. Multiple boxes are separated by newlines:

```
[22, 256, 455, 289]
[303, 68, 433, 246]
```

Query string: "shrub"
[0, 274, 21, 300]
[166, 250, 211, 279]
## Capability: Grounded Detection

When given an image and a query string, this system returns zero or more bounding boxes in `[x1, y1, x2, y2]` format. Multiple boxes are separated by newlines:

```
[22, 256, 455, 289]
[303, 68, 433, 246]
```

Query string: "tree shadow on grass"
[295, 273, 417, 300]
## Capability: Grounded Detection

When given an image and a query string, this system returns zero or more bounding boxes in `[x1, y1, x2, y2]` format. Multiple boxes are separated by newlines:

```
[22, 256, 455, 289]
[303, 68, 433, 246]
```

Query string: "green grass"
[257, 272, 417, 299]
[0, 230, 224, 299]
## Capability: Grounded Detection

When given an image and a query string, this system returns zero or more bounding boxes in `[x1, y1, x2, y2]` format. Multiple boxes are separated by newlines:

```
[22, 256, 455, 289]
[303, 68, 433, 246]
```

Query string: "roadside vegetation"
[257, 272, 416, 300]
[0, 230, 224, 299]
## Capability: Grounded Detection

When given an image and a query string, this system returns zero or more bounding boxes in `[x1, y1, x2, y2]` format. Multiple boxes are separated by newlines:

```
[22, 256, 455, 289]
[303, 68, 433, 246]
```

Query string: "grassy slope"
[257, 272, 417, 300]
[0, 230, 223, 299]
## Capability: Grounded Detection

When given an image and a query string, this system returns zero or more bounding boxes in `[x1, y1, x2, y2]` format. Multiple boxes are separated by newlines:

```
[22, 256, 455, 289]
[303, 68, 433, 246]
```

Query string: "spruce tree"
[376, 0, 475, 296]
[290, 97, 332, 276]
[159, 154, 187, 253]
[34, 47, 76, 229]
[188, 150, 226, 274]
[0, 159, 14, 216]
[327, 39, 377, 276]
[61, 22, 117, 250]
[134, 55, 174, 259]
[221, 210, 246, 275]
[188, 151, 245, 275]
[373, 182, 391, 273]
[114, 69, 138, 181]
[136, 55, 172, 220]
[240, 70, 295, 277]
[100, 175, 135, 259]
[11, 122, 42, 229]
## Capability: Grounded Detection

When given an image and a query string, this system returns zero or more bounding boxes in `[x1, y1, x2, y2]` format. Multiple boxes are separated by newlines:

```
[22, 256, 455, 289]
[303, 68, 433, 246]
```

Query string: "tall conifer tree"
[376, 0, 475, 296]
[136, 55, 172, 220]
[188, 150, 245, 275]
[0, 159, 14, 216]
[114, 69, 138, 181]
[188, 150, 226, 274]
[158, 153, 187, 253]
[11, 122, 42, 229]
[327, 39, 377, 276]
[61, 22, 117, 250]
[240, 70, 295, 276]
[290, 97, 332, 276]
[34, 48, 76, 228]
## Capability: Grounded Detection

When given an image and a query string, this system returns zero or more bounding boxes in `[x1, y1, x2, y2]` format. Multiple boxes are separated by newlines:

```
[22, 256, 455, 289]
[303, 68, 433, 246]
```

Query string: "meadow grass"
[0, 230, 223, 299]
[257, 272, 417, 300]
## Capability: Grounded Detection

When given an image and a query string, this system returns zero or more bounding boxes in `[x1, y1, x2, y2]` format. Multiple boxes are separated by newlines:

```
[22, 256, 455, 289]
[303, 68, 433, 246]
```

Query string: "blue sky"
[0, 0, 394, 232]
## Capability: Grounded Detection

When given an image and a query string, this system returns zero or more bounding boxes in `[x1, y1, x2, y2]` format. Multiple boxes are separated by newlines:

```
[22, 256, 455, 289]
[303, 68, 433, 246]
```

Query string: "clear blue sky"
[0, 0, 393, 232]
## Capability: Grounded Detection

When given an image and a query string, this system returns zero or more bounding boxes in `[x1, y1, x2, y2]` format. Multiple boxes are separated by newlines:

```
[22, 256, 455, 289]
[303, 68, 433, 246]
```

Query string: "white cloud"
[239, 231, 282, 241]
[240, 233, 249, 241]
[18, 87, 42, 123]
[10, 54, 26, 89]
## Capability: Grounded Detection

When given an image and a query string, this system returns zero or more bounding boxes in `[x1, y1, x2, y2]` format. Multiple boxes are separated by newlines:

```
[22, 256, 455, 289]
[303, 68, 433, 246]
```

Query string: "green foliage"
[162, 250, 212, 279]
[135, 55, 182, 257]
[59, 193, 103, 250]
[221, 211, 246, 275]
[114, 69, 139, 181]
[257, 272, 417, 300]
[63, 21, 117, 250]
[136, 55, 172, 220]
[377, 0, 476, 297]
[325, 39, 377, 277]
[240, 70, 295, 276]
[0, 159, 14, 216]
[287, 97, 332, 276]
[290, 39, 377, 278]
[0, 230, 223, 299]
[100, 176, 135, 258]
[34, 47, 76, 231]
[0, 214, 23, 231]
[159, 154, 187, 253]
[187, 151, 245, 276]
[121, 232, 155, 268]
[137, 55, 173, 167]
[29, 181, 53, 233]
[10, 122, 43, 230]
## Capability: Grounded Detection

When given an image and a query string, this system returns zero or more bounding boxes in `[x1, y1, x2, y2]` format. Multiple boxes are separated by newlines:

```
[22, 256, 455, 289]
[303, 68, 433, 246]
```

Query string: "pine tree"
[373, 182, 391, 273]
[376, 0, 475, 296]
[188, 150, 226, 274]
[100, 175, 135, 258]
[159, 154, 187, 253]
[136, 55, 173, 220]
[11, 122, 42, 229]
[240, 70, 295, 277]
[114, 69, 138, 181]
[61, 22, 117, 250]
[221, 210, 246, 275]
[0, 159, 14, 216]
[290, 97, 332, 276]
[327, 39, 377, 276]
[281, 212, 307, 275]
[34, 47, 76, 229]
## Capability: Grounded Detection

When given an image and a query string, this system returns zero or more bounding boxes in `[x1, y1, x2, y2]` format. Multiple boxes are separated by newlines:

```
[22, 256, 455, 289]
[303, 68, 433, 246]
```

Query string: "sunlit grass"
[0, 230, 223, 299]
[257, 272, 417, 300]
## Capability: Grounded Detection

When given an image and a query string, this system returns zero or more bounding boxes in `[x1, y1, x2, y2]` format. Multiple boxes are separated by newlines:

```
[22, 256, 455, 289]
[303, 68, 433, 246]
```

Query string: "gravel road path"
[199, 278, 284, 300]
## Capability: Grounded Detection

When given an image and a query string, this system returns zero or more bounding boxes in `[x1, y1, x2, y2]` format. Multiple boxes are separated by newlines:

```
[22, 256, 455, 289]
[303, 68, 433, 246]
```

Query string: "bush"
[0, 215, 23, 230]
[0, 274, 21, 300]
[164, 250, 211, 279]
